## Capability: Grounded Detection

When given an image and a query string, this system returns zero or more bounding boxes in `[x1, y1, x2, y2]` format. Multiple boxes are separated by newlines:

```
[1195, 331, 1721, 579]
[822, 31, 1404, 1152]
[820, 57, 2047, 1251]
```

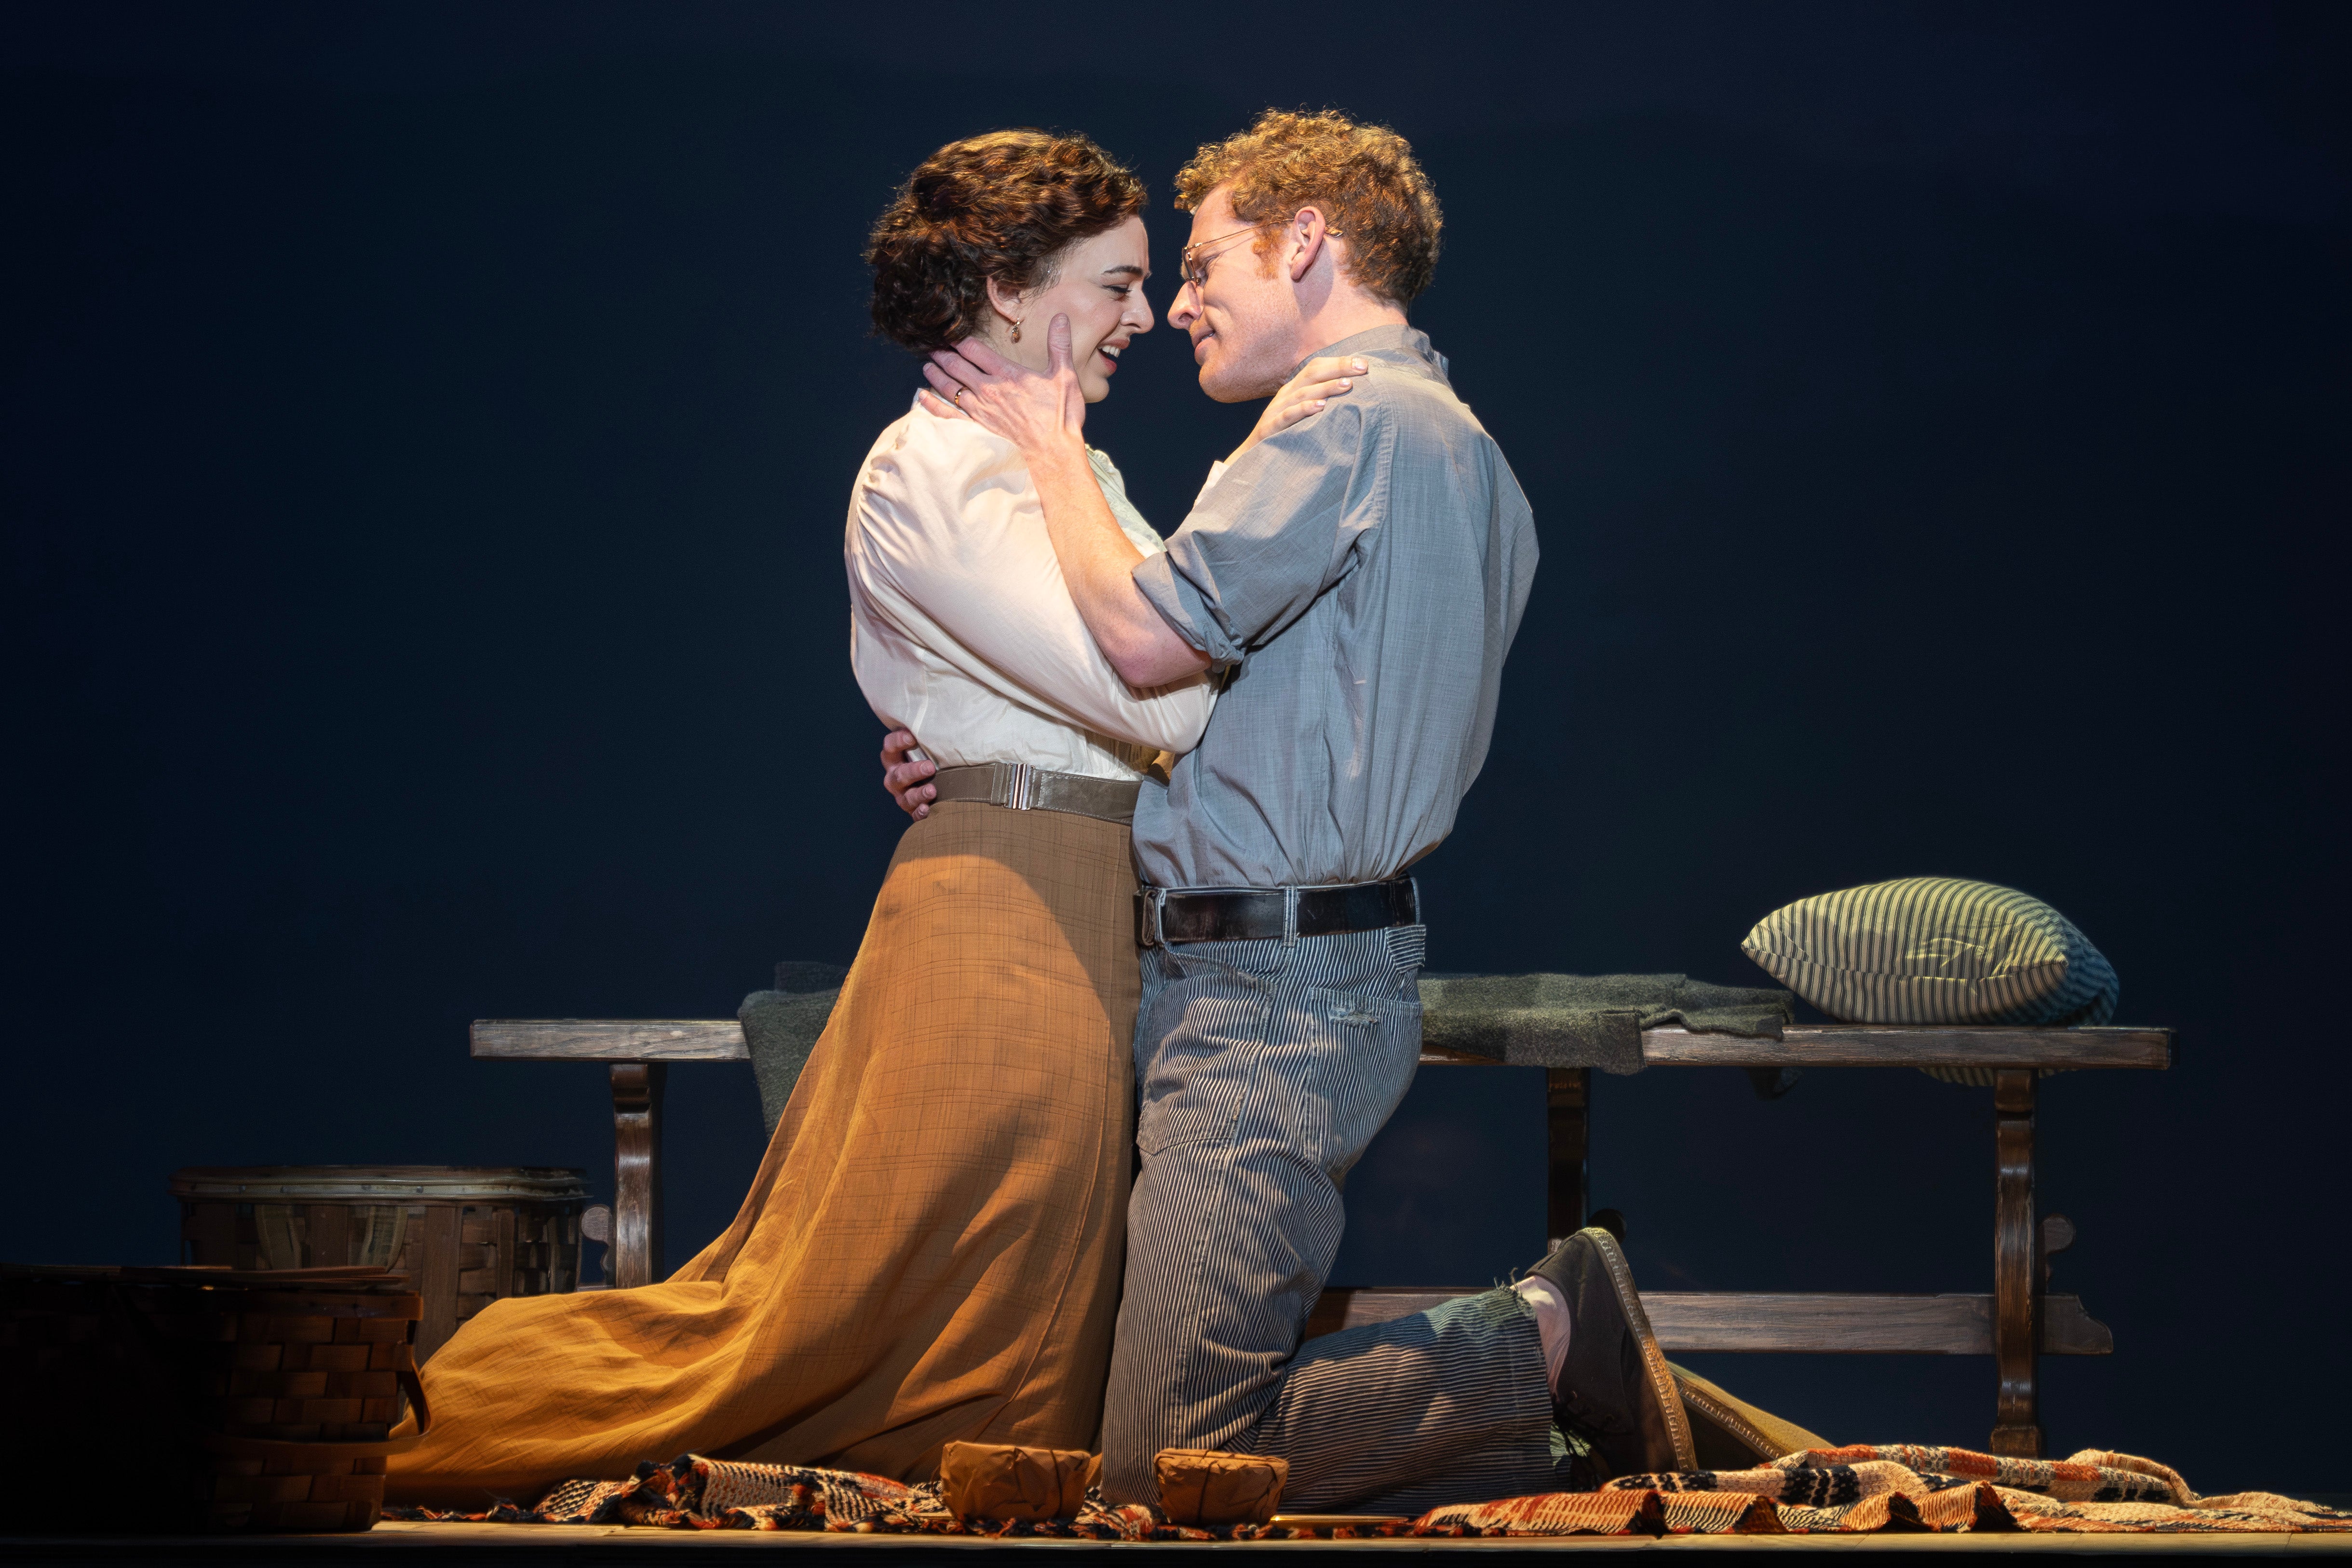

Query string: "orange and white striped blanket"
[388, 1444, 2348, 1537]
[1433, 1446, 2348, 1535]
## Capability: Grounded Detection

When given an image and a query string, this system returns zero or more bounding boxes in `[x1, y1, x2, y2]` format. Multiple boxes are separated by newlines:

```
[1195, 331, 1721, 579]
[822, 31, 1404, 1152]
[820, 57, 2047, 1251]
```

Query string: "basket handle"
[205, 1358, 434, 1460]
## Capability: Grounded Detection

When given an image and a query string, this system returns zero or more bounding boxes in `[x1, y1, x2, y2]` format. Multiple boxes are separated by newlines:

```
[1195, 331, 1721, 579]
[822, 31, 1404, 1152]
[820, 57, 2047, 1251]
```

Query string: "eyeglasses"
[1179, 220, 1343, 290]
[1178, 226, 1257, 290]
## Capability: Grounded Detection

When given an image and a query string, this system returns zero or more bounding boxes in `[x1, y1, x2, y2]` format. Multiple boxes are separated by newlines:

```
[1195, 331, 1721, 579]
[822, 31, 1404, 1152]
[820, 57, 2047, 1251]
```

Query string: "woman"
[386, 129, 1359, 1506]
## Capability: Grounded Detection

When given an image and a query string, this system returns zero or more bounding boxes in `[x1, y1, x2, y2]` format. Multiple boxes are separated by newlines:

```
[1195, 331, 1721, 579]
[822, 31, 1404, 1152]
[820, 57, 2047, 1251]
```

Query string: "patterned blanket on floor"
[386, 1445, 2350, 1537]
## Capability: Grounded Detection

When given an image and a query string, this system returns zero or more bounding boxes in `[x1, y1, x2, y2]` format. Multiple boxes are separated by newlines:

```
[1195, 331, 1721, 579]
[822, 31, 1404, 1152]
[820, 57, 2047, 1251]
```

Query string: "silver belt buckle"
[1001, 761, 1036, 811]
[1136, 885, 1168, 948]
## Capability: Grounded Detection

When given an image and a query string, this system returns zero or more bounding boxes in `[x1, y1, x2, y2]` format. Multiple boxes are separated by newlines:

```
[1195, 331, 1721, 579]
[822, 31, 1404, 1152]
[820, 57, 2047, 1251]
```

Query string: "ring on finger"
[952, 386, 966, 405]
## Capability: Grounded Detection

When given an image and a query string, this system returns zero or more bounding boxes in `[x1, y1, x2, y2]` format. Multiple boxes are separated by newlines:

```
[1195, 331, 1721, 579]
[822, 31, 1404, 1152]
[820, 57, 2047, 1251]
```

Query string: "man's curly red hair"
[1174, 109, 1441, 305]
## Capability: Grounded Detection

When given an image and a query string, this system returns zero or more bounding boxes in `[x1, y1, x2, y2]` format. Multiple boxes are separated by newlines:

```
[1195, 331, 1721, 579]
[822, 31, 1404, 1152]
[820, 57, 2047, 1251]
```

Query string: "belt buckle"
[1002, 762, 1035, 811]
[1135, 886, 1167, 948]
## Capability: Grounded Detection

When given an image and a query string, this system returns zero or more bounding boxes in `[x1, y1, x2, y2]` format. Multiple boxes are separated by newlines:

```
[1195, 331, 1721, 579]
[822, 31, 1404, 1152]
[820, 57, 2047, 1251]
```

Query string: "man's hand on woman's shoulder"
[1230, 356, 1369, 464]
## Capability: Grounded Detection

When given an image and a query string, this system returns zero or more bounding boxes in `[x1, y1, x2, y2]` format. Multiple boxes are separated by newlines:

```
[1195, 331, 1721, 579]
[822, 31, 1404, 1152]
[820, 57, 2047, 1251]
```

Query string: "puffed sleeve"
[851, 408, 1217, 755]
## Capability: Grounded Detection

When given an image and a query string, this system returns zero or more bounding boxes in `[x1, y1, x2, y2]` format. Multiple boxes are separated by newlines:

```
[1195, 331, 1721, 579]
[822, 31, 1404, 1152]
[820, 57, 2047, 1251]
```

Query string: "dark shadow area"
[1330, 1063, 1550, 1289]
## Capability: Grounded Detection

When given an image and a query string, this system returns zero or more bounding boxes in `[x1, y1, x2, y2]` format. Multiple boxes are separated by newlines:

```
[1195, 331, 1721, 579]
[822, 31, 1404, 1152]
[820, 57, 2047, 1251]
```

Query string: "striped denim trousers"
[1099, 923, 1563, 1513]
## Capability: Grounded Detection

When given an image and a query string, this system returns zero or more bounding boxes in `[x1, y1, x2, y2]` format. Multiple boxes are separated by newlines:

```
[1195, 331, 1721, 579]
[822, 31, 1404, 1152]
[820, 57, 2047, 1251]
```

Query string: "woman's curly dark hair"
[868, 130, 1147, 352]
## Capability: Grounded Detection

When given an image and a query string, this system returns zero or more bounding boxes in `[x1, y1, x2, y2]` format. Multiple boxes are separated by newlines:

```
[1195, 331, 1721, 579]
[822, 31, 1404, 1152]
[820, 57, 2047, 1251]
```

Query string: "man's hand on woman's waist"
[881, 729, 937, 820]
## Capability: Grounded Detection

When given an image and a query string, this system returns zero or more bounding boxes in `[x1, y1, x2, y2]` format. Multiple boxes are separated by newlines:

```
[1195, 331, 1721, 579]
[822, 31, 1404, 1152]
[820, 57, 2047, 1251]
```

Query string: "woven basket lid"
[168, 1165, 587, 1202]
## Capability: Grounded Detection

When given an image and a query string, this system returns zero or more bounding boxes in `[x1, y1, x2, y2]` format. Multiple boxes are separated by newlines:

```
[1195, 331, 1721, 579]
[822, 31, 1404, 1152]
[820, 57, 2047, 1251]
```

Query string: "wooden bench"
[471, 1018, 2172, 1458]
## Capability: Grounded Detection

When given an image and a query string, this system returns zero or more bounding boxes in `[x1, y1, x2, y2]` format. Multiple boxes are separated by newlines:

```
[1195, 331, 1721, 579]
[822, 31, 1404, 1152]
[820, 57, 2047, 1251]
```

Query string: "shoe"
[1525, 1227, 1695, 1481]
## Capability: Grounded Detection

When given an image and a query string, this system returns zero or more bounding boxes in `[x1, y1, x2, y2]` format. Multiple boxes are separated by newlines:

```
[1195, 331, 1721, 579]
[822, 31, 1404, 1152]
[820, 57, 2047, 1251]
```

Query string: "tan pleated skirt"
[385, 801, 1139, 1506]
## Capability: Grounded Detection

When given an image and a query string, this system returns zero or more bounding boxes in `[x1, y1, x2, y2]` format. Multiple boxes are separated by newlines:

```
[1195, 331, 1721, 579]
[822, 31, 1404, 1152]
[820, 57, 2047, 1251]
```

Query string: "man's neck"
[1290, 295, 1409, 364]
[1262, 296, 1409, 391]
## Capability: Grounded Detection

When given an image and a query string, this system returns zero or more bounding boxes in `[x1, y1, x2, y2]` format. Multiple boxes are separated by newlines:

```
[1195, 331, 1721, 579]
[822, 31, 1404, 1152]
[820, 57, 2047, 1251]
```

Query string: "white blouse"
[846, 400, 1217, 781]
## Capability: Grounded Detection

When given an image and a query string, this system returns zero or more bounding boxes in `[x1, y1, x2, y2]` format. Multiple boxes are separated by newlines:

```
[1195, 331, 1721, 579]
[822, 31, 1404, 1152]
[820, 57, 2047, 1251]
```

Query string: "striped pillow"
[1741, 878, 2117, 1059]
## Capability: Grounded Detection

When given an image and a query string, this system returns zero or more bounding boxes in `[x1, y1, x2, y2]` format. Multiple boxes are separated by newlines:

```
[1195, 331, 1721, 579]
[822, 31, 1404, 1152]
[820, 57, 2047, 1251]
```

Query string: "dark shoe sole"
[1582, 1227, 1696, 1474]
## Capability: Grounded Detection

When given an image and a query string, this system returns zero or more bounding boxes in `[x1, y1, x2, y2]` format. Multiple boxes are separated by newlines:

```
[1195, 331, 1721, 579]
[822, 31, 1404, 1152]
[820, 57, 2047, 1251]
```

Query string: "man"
[895, 110, 1693, 1512]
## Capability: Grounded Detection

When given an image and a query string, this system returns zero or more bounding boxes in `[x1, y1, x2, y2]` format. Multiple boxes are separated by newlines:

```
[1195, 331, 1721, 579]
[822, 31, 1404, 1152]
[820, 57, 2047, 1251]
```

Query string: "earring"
[1011, 320, 1023, 343]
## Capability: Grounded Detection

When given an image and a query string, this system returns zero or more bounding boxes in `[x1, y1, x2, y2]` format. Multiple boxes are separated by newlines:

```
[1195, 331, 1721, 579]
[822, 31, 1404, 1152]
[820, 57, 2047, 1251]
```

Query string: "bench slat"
[1306, 1288, 2112, 1356]
[471, 1021, 748, 1061]
[474, 1020, 2172, 1070]
[1639, 1025, 2172, 1070]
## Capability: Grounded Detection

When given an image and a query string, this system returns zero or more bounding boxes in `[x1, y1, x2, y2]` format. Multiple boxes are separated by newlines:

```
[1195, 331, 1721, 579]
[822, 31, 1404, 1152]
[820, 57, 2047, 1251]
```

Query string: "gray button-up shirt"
[1130, 325, 1539, 890]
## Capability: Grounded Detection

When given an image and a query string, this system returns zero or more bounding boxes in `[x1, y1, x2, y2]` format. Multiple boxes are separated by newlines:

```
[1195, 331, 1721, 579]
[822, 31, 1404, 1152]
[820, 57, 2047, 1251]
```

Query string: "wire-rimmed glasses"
[1178, 221, 1346, 291]
[1178, 226, 1260, 290]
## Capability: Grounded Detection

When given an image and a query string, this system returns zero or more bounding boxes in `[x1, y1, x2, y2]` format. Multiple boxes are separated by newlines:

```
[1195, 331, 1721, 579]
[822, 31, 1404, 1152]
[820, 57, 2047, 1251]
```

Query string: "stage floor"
[8, 1521, 2352, 1563]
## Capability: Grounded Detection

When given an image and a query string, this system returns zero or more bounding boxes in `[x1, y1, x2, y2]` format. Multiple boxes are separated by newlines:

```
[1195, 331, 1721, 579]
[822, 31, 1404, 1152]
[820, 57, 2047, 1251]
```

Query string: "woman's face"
[994, 216, 1154, 402]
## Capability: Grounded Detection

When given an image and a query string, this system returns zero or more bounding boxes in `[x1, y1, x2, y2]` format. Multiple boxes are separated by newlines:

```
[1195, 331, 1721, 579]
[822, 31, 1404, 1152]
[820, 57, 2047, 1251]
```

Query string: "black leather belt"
[1136, 878, 1419, 947]
[929, 762, 1140, 825]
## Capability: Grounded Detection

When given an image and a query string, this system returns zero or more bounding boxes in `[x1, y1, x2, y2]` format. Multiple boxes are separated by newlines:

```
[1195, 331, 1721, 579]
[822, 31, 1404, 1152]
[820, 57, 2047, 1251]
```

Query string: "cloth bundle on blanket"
[939, 1441, 1095, 1524]
[384, 1446, 2350, 1538]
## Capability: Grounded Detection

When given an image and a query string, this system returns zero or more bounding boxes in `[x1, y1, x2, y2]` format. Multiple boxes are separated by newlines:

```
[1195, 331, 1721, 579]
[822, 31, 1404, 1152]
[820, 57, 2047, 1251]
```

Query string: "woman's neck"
[973, 321, 1046, 378]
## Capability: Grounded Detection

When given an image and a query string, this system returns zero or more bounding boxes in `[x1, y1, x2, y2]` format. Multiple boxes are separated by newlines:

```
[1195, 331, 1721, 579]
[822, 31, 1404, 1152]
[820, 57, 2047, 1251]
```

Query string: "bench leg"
[1546, 1068, 1589, 1244]
[1991, 1068, 2041, 1457]
[610, 1061, 667, 1289]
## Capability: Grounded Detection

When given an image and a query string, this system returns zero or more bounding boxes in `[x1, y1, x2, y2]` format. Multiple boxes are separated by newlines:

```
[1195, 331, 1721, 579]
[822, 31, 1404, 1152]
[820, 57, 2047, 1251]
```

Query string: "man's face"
[1169, 186, 1301, 404]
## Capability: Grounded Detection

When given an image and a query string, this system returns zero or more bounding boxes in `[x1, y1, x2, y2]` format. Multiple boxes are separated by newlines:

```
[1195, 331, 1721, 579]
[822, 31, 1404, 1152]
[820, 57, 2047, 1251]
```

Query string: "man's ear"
[1286, 206, 1332, 283]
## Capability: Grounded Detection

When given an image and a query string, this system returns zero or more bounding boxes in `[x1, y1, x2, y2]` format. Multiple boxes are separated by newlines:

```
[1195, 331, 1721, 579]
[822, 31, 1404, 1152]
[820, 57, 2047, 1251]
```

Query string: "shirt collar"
[1289, 324, 1450, 387]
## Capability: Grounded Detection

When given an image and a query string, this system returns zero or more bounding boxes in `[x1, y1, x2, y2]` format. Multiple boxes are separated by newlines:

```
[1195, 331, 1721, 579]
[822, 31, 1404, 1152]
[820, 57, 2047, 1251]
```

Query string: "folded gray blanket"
[740, 962, 850, 1135]
[1416, 973, 1794, 1075]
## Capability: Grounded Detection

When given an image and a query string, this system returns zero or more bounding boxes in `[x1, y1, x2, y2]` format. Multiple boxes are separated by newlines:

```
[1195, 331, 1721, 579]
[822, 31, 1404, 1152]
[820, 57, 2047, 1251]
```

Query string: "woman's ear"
[983, 274, 1025, 328]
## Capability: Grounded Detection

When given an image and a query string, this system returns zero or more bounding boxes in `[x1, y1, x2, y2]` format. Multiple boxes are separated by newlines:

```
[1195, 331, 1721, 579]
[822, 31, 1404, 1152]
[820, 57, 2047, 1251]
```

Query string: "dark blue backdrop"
[6, 1, 2346, 1494]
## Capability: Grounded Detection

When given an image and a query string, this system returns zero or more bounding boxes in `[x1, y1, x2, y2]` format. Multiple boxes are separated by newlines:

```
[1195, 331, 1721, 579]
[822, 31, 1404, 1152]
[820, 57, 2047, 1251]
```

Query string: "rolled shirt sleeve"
[1124, 323, 1539, 891]
[1133, 401, 1380, 670]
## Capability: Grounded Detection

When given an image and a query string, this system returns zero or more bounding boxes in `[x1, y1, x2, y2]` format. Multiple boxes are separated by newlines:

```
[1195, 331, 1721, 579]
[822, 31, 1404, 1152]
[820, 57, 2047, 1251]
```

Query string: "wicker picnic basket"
[0, 1264, 431, 1532]
[170, 1165, 586, 1363]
